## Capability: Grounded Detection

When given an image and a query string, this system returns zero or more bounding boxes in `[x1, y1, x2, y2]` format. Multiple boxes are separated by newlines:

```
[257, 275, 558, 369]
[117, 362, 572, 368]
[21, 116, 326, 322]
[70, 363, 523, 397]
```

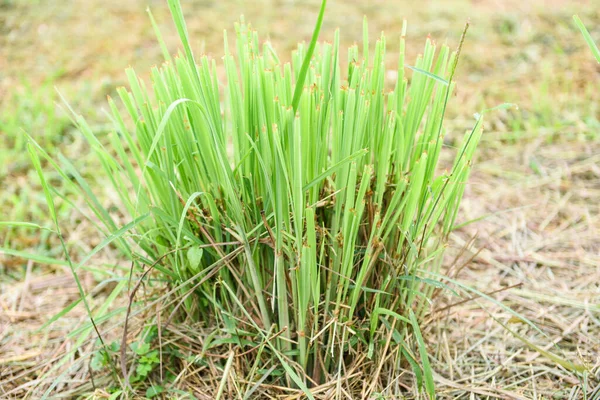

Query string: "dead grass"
[1, 0, 599, 398]
[434, 138, 600, 398]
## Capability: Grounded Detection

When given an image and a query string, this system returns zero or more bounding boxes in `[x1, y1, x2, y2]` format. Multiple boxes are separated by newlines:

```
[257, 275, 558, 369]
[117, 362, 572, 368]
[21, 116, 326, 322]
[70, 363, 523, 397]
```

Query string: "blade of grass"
[410, 310, 435, 399]
[574, 15, 600, 63]
[291, 0, 327, 112]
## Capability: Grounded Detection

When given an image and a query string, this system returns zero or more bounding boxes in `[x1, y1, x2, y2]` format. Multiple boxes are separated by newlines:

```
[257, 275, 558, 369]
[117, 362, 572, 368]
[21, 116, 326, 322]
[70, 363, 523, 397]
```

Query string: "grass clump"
[27, 0, 488, 396]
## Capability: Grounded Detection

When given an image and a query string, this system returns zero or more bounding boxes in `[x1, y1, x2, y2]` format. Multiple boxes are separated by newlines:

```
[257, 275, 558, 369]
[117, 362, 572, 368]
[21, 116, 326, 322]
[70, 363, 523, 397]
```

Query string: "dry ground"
[1, 0, 599, 398]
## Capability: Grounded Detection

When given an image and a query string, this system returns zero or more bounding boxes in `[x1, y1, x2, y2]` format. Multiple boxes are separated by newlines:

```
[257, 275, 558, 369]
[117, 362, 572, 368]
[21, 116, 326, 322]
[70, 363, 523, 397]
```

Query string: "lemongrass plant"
[28, 0, 486, 396]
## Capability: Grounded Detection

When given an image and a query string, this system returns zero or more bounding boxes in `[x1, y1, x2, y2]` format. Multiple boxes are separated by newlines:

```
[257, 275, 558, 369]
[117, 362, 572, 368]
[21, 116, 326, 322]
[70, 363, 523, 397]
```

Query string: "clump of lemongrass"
[27, 0, 486, 397]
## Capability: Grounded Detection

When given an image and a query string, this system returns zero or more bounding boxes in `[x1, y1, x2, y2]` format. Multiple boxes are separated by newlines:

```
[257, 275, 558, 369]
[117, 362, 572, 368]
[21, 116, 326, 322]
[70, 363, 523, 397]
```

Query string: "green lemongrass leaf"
[141, 98, 200, 174]
[74, 214, 149, 271]
[147, 7, 173, 64]
[573, 15, 600, 63]
[167, 0, 196, 69]
[28, 141, 118, 379]
[482, 102, 518, 113]
[429, 272, 548, 337]
[492, 315, 587, 373]
[475, 102, 519, 120]
[375, 307, 411, 324]
[303, 148, 368, 191]
[348, 284, 390, 295]
[451, 204, 533, 231]
[432, 272, 587, 373]
[209, 336, 256, 348]
[397, 275, 459, 297]
[291, 0, 327, 112]
[273, 352, 315, 400]
[66, 304, 130, 339]
[401, 344, 423, 389]
[37, 297, 83, 332]
[410, 310, 435, 399]
[243, 366, 277, 400]
[0, 248, 69, 266]
[215, 351, 235, 400]
[451, 213, 490, 231]
[406, 64, 449, 86]
[0, 221, 54, 231]
[378, 317, 404, 347]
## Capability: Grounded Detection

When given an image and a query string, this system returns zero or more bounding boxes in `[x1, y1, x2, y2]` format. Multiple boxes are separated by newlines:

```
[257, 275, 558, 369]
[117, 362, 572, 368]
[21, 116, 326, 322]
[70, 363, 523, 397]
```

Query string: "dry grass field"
[1, 0, 599, 398]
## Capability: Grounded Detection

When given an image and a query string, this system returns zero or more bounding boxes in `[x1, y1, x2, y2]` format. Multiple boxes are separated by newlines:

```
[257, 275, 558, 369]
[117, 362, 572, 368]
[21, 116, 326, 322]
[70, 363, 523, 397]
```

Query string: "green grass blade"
[574, 15, 600, 63]
[410, 310, 435, 399]
[0, 248, 69, 266]
[37, 297, 83, 331]
[291, 0, 327, 112]
[27, 141, 118, 379]
[406, 64, 449, 86]
[0, 221, 54, 231]
[73, 214, 149, 272]
[148, 7, 173, 64]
